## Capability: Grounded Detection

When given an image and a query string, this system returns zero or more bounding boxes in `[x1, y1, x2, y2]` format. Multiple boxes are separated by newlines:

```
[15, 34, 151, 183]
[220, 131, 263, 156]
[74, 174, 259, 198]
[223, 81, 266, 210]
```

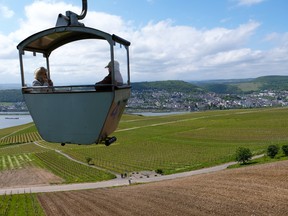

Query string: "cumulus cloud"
[10, 2, 76, 41]
[1, 1, 288, 84]
[129, 20, 262, 80]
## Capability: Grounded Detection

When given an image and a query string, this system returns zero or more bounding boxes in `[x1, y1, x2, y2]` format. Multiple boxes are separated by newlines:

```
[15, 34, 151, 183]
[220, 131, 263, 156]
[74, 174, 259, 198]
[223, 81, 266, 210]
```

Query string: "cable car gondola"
[17, 0, 131, 145]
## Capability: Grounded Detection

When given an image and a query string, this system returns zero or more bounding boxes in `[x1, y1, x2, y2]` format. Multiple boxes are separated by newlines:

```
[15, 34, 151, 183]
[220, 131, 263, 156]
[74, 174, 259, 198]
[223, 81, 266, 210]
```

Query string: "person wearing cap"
[96, 60, 123, 86]
[32, 67, 53, 87]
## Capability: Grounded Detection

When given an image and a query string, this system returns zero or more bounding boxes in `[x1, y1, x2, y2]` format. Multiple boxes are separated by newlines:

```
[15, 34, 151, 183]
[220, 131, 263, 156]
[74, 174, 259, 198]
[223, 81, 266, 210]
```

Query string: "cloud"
[236, 0, 265, 6]
[1, 1, 288, 84]
[10, 2, 76, 41]
[0, 5, 14, 18]
[264, 32, 288, 47]
[129, 20, 262, 80]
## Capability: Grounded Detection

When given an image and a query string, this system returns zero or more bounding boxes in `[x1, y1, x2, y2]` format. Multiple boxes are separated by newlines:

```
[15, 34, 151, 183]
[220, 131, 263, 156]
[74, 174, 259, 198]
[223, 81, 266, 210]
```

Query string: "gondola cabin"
[17, 2, 131, 145]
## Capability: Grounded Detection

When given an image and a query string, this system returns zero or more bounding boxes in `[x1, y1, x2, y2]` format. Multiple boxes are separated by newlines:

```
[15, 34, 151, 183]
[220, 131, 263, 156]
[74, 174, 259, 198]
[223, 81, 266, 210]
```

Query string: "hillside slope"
[197, 75, 288, 93]
[132, 80, 204, 93]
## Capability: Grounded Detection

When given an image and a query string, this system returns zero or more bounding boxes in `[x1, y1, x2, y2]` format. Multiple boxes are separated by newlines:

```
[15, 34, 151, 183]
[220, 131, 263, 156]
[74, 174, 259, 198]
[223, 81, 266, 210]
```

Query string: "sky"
[0, 0, 287, 84]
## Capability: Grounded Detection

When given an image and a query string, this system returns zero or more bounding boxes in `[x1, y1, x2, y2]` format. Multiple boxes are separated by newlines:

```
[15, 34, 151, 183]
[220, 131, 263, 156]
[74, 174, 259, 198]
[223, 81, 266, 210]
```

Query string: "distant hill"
[199, 83, 242, 94]
[253, 76, 288, 91]
[132, 80, 204, 93]
[1, 76, 287, 103]
[194, 76, 288, 94]
[0, 89, 23, 102]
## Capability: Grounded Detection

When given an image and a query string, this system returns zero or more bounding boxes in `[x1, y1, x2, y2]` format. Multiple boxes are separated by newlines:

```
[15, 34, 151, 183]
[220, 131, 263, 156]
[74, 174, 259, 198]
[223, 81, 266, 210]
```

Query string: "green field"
[233, 82, 263, 92]
[1, 107, 288, 177]
[0, 192, 45, 216]
[1, 107, 288, 214]
[67, 108, 287, 174]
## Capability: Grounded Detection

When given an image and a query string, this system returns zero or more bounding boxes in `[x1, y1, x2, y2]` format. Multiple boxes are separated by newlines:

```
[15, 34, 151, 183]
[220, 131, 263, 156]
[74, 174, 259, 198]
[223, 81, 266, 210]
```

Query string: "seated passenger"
[96, 60, 123, 86]
[32, 67, 53, 87]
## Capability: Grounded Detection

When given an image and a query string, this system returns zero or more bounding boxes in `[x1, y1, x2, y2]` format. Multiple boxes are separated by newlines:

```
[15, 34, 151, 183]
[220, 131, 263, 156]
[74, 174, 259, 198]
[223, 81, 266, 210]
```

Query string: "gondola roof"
[17, 26, 130, 56]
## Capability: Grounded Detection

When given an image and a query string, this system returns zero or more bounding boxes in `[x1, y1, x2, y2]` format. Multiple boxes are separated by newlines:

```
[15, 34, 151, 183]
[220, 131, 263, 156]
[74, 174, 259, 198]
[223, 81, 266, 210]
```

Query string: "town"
[1, 84, 288, 113]
[126, 89, 288, 113]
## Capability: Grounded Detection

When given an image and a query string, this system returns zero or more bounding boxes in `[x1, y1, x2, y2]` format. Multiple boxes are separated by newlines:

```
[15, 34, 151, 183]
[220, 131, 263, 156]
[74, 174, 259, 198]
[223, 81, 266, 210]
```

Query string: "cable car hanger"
[56, 0, 87, 27]
[17, 0, 131, 146]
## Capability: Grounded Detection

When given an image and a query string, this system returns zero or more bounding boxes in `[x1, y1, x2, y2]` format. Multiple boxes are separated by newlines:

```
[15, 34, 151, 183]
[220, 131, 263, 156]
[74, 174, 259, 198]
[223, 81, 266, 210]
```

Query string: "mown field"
[1, 107, 288, 215]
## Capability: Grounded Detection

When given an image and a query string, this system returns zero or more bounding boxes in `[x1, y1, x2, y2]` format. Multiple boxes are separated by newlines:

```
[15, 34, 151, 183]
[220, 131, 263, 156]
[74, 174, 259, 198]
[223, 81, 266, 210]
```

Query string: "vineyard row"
[34, 151, 114, 183]
[0, 191, 45, 216]
[0, 132, 42, 145]
[0, 154, 33, 171]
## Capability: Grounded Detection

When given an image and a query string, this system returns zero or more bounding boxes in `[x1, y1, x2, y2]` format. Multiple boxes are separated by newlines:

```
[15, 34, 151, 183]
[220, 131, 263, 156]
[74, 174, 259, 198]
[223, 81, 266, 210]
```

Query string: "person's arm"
[96, 74, 112, 84]
[47, 79, 53, 86]
[32, 80, 42, 86]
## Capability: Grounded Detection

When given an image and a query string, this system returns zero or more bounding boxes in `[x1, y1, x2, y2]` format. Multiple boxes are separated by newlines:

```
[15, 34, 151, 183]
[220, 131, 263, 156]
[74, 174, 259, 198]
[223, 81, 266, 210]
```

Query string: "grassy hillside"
[254, 75, 288, 90]
[199, 75, 288, 93]
[132, 80, 204, 93]
[131, 76, 288, 94]
[1, 108, 288, 214]
[0, 89, 23, 102]
[1, 107, 288, 177]
[200, 83, 242, 94]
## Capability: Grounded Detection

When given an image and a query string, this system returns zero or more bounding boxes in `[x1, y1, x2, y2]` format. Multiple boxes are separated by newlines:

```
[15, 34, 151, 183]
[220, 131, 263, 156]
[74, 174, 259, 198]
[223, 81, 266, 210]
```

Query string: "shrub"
[282, 145, 288, 157]
[267, 145, 279, 158]
[155, 169, 163, 175]
[235, 147, 252, 164]
[85, 157, 93, 165]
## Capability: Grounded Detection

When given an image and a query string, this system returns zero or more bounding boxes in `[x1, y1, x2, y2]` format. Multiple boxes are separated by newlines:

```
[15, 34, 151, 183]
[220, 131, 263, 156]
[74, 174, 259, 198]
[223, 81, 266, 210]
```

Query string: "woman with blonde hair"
[32, 67, 53, 87]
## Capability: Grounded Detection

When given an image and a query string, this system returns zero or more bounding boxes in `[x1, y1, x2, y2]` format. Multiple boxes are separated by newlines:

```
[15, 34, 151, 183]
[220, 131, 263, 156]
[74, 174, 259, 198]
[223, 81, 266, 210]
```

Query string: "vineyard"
[0, 191, 44, 216]
[0, 108, 288, 214]
[0, 132, 41, 145]
[0, 123, 41, 146]
[61, 108, 288, 174]
[1, 108, 288, 176]
[34, 150, 115, 183]
[0, 154, 33, 170]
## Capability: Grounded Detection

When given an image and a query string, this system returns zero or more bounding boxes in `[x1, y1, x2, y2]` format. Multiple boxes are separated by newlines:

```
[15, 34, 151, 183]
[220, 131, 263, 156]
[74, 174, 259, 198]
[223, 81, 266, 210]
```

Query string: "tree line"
[0, 90, 23, 102]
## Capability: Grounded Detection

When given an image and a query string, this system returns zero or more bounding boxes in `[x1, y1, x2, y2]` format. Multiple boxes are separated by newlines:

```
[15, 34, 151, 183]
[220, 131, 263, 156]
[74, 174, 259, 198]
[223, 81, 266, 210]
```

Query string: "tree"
[155, 169, 163, 175]
[267, 145, 279, 158]
[235, 147, 252, 164]
[282, 145, 288, 157]
[85, 157, 93, 165]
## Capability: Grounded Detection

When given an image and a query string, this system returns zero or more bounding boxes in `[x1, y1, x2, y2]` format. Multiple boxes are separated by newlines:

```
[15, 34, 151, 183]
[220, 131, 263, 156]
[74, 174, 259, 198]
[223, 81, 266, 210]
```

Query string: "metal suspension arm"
[56, 0, 88, 26]
[77, 0, 87, 20]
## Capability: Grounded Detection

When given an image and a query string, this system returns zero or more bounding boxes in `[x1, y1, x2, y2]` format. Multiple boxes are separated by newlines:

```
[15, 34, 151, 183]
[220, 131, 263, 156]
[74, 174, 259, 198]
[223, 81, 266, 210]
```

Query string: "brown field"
[37, 160, 288, 216]
[0, 167, 63, 188]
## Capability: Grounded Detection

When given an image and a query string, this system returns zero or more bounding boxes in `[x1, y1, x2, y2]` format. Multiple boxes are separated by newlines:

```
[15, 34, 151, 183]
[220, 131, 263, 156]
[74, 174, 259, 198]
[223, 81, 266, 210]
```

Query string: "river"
[0, 111, 188, 130]
[0, 113, 33, 129]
